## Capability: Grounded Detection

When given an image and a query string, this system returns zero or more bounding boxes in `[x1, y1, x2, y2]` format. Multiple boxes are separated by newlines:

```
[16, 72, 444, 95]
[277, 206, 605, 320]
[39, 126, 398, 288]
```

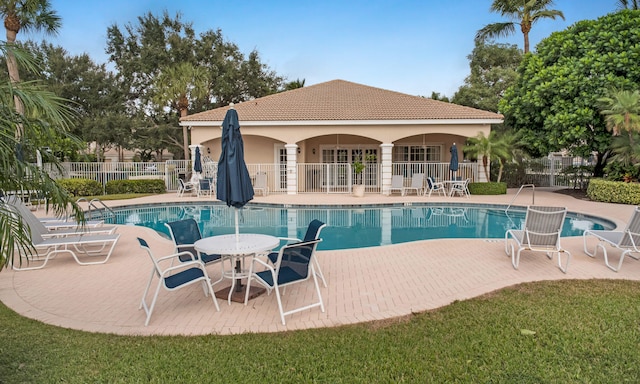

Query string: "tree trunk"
[5, 28, 25, 137]
[482, 155, 490, 182]
[180, 108, 189, 160]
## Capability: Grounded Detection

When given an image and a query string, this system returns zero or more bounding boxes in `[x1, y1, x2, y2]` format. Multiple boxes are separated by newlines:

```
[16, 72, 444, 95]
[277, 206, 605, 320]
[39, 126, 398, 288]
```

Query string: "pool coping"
[0, 188, 638, 336]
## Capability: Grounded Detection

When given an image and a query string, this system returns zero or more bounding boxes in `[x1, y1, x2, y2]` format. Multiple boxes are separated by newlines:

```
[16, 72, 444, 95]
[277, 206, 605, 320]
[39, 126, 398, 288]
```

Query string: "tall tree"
[106, 11, 284, 159]
[618, 0, 640, 9]
[463, 131, 511, 182]
[153, 62, 209, 159]
[598, 89, 640, 145]
[0, 43, 83, 269]
[0, 0, 60, 125]
[284, 78, 305, 91]
[5, 41, 132, 161]
[475, 0, 565, 53]
[499, 10, 640, 177]
[452, 41, 522, 113]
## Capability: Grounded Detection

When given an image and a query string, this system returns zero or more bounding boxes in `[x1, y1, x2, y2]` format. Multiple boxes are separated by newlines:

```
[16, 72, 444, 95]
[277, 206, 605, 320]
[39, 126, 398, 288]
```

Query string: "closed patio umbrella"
[449, 143, 459, 180]
[216, 105, 254, 240]
[193, 146, 203, 174]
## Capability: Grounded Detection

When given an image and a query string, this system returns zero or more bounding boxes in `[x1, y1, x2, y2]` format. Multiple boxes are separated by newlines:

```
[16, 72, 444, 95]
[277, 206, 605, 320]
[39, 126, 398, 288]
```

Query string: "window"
[393, 145, 442, 162]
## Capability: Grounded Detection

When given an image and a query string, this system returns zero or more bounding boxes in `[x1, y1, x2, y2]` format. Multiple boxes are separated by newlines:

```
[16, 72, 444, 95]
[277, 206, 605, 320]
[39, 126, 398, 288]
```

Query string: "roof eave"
[180, 118, 504, 127]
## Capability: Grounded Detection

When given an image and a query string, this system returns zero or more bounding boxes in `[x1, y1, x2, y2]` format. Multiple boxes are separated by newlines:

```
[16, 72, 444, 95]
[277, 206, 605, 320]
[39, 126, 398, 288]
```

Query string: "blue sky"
[38, 0, 620, 97]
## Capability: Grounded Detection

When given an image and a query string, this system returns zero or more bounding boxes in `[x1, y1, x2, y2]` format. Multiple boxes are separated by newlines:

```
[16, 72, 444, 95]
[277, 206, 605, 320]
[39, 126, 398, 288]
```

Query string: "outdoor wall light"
[297, 148, 301, 154]
[312, 148, 316, 154]
[207, 148, 211, 154]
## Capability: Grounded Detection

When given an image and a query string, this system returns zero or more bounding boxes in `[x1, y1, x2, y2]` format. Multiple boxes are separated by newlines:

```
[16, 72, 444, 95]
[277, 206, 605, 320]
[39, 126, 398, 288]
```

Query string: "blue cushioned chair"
[137, 237, 219, 326]
[165, 219, 222, 264]
[266, 219, 328, 287]
[244, 238, 325, 325]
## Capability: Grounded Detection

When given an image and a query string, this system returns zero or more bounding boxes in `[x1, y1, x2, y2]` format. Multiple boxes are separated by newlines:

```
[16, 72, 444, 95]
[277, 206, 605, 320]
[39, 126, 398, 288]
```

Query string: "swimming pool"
[102, 203, 614, 251]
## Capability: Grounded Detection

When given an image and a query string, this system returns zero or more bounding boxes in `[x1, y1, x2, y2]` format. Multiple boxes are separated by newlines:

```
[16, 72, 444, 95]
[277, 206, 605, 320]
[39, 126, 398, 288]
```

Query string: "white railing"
[47, 161, 476, 194]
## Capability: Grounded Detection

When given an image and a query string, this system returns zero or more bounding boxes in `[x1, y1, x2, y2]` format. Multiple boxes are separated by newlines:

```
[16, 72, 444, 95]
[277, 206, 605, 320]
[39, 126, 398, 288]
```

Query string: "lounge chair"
[137, 237, 219, 326]
[424, 176, 446, 197]
[254, 172, 269, 196]
[7, 196, 117, 238]
[265, 219, 328, 287]
[583, 206, 640, 272]
[404, 173, 424, 196]
[244, 238, 325, 325]
[389, 175, 405, 195]
[505, 206, 571, 273]
[10, 203, 120, 271]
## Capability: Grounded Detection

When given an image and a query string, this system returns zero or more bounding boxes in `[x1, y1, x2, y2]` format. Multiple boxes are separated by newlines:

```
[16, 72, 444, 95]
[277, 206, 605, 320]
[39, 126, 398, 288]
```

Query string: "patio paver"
[0, 188, 638, 336]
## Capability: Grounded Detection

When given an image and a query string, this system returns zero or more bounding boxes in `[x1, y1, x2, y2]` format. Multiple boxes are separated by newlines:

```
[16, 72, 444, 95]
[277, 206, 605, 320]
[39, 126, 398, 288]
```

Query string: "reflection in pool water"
[103, 203, 614, 251]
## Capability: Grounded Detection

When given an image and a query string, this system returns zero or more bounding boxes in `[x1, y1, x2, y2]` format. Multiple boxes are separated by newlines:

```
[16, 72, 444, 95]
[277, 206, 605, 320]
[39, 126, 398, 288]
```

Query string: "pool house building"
[181, 80, 503, 195]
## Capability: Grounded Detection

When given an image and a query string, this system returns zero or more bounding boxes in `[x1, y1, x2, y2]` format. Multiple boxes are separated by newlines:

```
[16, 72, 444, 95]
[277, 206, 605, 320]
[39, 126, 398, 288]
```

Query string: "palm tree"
[1, 0, 60, 103]
[0, 42, 82, 269]
[463, 130, 511, 182]
[617, 0, 640, 9]
[475, 0, 565, 53]
[598, 89, 640, 145]
[153, 62, 209, 160]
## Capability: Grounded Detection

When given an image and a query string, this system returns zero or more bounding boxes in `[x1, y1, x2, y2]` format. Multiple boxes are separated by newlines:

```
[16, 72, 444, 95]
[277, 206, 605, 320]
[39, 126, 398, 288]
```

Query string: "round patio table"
[194, 234, 279, 304]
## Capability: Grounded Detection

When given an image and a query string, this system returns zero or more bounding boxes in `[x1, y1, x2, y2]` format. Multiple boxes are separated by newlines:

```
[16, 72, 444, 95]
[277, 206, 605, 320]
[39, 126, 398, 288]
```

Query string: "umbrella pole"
[235, 208, 239, 242]
[234, 207, 242, 292]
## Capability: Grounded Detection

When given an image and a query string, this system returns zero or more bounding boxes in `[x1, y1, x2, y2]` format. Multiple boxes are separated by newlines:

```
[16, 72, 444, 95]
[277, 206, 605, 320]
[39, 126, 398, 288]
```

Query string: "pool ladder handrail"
[77, 197, 116, 223]
[505, 184, 535, 212]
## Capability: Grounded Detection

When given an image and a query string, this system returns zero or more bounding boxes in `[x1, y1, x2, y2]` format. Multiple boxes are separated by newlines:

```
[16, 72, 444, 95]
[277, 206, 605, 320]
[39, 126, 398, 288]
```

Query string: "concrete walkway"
[1, 188, 639, 336]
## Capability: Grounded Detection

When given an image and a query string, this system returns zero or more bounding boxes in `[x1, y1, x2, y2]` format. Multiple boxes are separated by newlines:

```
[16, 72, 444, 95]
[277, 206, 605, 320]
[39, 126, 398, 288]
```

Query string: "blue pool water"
[103, 203, 614, 251]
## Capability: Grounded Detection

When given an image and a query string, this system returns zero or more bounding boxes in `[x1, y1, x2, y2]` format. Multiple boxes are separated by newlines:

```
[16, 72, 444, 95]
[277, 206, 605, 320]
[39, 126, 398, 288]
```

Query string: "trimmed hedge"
[587, 178, 640, 204]
[468, 182, 507, 195]
[57, 178, 103, 196]
[105, 179, 166, 194]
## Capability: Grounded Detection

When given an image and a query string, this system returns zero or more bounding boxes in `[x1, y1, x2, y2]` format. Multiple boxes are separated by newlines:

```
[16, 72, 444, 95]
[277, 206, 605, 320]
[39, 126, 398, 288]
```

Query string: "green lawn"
[1, 279, 639, 383]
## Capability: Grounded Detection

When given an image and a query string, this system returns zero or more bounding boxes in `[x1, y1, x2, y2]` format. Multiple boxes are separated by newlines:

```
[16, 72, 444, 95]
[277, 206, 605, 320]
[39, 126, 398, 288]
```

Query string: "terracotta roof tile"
[181, 79, 503, 122]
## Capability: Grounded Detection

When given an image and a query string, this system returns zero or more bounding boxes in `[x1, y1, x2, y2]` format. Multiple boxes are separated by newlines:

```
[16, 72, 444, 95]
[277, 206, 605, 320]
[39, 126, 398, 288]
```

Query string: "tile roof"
[181, 79, 503, 123]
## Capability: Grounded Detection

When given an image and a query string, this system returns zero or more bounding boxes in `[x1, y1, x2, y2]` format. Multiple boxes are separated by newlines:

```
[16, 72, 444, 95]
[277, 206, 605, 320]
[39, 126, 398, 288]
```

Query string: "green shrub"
[468, 182, 507, 195]
[105, 179, 166, 194]
[57, 178, 103, 196]
[587, 178, 640, 204]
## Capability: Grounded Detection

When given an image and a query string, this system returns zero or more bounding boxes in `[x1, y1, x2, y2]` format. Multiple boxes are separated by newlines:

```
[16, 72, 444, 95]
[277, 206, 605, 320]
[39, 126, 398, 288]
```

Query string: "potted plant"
[352, 156, 366, 197]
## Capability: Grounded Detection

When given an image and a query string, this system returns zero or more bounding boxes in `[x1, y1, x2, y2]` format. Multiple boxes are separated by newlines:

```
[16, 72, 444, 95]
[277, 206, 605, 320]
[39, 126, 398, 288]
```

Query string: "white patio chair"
[198, 178, 214, 197]
[505, 206, 571, 273]
[583, 206, 640, 272]
[404, 173, 424, 196]
[254, 172, 269, 196]
[424, 176, 446, 197]
[244, 238, 325, 325]
[450, 178, 470, 198]
[177, 178, 196, 197]
[264, 219, 328, 287]
[389, 175, 405, 195]
[137, 237, 219, 326]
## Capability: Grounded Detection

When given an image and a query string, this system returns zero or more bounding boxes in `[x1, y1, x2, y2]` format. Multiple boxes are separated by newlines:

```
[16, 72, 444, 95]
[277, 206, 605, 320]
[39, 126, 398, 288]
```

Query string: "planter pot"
[353, 184, 365, 197]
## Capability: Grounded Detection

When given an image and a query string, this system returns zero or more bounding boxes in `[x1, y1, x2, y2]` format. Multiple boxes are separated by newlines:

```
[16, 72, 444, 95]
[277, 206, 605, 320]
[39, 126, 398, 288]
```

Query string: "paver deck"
[1, 188, 639, 336]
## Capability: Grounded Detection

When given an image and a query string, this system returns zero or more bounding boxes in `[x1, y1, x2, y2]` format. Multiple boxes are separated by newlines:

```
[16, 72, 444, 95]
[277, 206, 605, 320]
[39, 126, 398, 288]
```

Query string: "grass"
[1, 279, 640, 382]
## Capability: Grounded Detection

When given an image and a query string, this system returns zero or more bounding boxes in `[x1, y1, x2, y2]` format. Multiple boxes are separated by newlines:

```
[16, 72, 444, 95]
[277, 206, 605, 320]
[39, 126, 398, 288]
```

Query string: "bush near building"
[587, 178, 640, 205]
[468, 182, 507, 195]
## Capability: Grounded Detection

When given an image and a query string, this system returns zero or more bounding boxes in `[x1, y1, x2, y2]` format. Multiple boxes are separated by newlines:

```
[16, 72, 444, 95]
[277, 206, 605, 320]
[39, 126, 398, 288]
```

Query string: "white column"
[379, 143, 394, 195]
[285, 144, 298, 195]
